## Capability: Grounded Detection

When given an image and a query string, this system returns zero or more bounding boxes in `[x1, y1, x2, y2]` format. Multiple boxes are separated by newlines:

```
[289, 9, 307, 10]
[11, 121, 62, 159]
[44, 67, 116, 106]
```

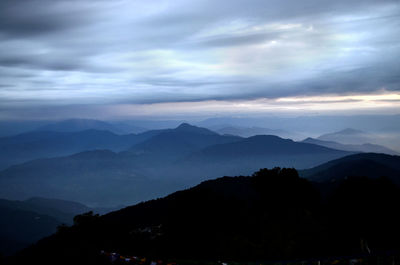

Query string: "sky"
[0, 0, 400, 120]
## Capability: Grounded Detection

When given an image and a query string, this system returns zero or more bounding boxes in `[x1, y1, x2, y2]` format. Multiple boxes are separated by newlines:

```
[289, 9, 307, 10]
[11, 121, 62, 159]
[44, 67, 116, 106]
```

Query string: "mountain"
[300, 153, 400, 184]
[216, 126, 295, 138]
[0, 124, 240, 206]
[36, 119, 146, 134]
[0, 126, 352, 206]
[0, 123, 237, 170]
[0, 202, 61, 256]
[174, 135, 352, 180]
[0, 121, 49, 137]
[0, 150, 182, 207]
[317, 128, 374, 145]
[302, 137, 399, 155]
[0, 197, 119, 256]
[0, 197, 90, 225]
[6, 168, 400, 264]
[197, 115, 400, 136]
[0, 129, 150, 170]
[128, 123, 242, 164]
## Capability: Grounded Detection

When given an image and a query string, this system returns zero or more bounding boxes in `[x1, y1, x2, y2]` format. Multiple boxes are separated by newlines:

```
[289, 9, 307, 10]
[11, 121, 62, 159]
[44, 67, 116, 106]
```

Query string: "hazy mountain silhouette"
[300, 153, 400, 184]
[0, 197, 90, 225]
[216, 126, 292, 138]
[128, 123, 242, 165]
[317, 128, 374, 145]
[175, 135, 352, 181]
[0, 123, 240, 170]
[302, 137, 399, 155]
[0, 124, 241, 206]
[0, 149, 184, 207]
[0, 129, 154, 170]
[0, 121, 50, 137]
[0, 202, 61, 256]
[36, 119, 146, 134]
[0, 197, 119, 256]
[6, 168, 400, 264]
[0, 124, 355, 206]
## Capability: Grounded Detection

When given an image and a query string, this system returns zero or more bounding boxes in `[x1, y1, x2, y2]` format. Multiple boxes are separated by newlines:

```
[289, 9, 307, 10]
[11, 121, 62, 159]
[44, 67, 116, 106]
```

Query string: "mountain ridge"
[300, 153, 400, 183]
[0, 126, 352, 206]
[302, 137, 399, 155]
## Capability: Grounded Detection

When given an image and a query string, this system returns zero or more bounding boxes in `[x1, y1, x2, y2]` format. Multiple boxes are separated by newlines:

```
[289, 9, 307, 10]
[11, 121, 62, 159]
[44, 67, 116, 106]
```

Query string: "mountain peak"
[176, 123, 193, 129]
[174, 123, 217, 135]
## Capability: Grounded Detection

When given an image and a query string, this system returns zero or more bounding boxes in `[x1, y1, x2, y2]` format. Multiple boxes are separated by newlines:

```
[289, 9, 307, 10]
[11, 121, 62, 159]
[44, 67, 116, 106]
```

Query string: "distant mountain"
[197, 115, 400, 136]
[7, 168, 400, 264]
[36, 119, 146, 134]
[0, 202, 61, 256]
[0, 126, 354, 207]
[0, 129, 153, 170]
[0, 197, 90, 225]
[216, 126, 291, 138]
[317, 128, 374, 145]
[300, 153, 400, 184]
[0, 150, 182, 207]
[0, 197, 115, 255]
[128, 123, 242, 164]
[0, 121, 49, 137]
[0, 123, 235, 170]
[0, 124, 241, 206]
[175, 135, 352, 180]
[302, 137, 399, 155]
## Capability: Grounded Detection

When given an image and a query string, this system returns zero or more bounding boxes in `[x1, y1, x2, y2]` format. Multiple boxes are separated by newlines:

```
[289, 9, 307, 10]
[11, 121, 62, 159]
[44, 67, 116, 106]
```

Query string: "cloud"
[0, 0, 99, 37]
[0, 0, 399, 118]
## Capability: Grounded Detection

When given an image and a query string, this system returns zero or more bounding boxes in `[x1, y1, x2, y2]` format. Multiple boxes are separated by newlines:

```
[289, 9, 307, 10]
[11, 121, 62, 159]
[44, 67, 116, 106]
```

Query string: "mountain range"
[302, 137, 398, 155]
[0, 119, 149, 138]
[0, 128, 167, 170]
[0, 124, 353, 207]
[1, 119, 399, 262]
[36, 119, 146, 134]
[317, 128, 375, 145]
[174, 134, 351, 181]
[215, 126, 301, 139]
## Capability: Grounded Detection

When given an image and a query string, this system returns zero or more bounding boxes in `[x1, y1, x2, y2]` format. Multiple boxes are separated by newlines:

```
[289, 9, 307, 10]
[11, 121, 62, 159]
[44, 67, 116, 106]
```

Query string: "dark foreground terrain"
[4, 166, 400, 265]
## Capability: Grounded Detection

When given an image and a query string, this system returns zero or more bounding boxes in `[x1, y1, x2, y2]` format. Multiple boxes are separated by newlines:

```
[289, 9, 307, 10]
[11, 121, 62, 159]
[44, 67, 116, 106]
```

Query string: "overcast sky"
[1, 0, 400, 120]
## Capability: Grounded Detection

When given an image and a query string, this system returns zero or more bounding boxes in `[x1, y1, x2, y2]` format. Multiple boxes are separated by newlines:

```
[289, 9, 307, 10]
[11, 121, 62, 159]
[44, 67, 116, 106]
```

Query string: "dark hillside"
[7, 168, 400, 264]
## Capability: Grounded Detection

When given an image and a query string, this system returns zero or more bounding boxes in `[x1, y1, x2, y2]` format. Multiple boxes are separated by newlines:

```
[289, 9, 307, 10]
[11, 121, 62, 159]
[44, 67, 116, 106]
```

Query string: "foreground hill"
[7, 168, 400, 264]
[302, 137, 398, 155]
[300, 153, 400, 183]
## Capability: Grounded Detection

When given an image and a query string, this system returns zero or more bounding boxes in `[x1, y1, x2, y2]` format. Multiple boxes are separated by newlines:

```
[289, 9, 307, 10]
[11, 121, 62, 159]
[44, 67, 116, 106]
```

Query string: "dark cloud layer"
[0, 0, 96, 37]
[0, 0, 399, 118]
